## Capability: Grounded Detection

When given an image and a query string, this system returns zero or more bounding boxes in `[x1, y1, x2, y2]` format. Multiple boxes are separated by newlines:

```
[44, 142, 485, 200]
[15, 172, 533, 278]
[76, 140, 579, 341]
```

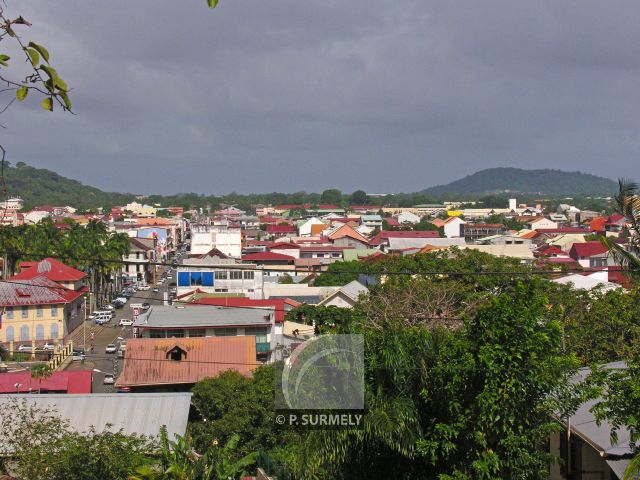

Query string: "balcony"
[256, 342, 271, 354]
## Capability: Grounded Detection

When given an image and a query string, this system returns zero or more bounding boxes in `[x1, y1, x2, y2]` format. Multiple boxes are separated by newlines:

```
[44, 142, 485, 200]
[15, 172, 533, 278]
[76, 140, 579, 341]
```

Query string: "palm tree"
[601, 179, 640, 270]
[30, 364, 52, 394]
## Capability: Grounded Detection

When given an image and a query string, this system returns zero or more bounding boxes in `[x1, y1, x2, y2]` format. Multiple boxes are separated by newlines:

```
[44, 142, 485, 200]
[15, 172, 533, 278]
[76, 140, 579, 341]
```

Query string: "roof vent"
[37, 260, 52, 273]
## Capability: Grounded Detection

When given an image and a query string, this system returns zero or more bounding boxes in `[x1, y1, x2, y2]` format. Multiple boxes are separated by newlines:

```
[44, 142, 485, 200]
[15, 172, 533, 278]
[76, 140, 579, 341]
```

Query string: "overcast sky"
[2, 1, 639, 195]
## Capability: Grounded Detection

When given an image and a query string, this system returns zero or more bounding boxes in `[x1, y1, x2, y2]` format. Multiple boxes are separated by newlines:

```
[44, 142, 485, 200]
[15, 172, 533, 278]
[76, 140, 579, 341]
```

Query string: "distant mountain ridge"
[6, 162, 135, 209]
[420, 167, 618, 197]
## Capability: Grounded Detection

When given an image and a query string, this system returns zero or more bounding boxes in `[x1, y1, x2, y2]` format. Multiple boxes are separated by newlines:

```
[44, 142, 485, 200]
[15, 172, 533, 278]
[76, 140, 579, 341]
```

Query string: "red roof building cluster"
[12, 258, 87, 283]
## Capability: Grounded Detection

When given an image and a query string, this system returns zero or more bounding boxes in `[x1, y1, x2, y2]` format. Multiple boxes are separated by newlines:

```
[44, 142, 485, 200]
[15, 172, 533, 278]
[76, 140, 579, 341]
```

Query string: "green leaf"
[207, 0, 219, 8]
[60, 92, 72, 110]
[28, 42, 49, 63]
[41, 97, 53, 112]
[16, 86, 28, 101]
[26, 48, 40, 66]
[0, 54, 9, 67]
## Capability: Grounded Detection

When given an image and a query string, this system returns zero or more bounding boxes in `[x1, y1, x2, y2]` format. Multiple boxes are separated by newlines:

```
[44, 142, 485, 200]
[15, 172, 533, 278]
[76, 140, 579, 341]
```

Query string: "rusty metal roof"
[116, 336, 257, 387]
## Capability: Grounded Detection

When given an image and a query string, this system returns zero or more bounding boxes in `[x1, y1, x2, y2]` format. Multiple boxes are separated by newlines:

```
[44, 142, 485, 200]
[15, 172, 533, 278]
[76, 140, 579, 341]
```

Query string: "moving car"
[103, 374, 115, 385]
[118, 319, 134, 326]
[105, 344, 117, 354]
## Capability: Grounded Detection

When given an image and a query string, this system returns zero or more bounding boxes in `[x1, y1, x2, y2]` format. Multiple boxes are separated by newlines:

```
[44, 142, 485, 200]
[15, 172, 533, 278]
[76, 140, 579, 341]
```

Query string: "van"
[95, 312, 111, 324]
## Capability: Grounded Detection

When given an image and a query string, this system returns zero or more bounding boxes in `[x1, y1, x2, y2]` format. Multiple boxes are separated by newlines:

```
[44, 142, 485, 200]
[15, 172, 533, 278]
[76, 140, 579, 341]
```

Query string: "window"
[5, 326, 14, 342]
[149, 330, 165, 338]
[166, 346, 187, 361]
[202, 272, 214, 286]
[166, 329, 185, 338]
[50, 323, 59, 339]
[36, 306, 43, 318]
[35, 324, 44, 341]
[21, 306, 29, 319]
[51, 305, 58, 317]
[230, 271, 242, 280]
[215, 328, 237, 337]
[245, 327, 268, 343]
[243, 271, 254, 280]
[20, 325, 29, 341]
[188, 329, 206, 338]
[216, 270, 228, 280]
[6, 307, 13, 319]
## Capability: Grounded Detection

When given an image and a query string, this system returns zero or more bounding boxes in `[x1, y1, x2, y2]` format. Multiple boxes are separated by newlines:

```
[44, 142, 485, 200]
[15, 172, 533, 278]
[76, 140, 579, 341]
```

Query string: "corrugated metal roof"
[0, 393, 191, 440]
[135, 305, 273, 328]
[0, 276, 84, 306]
[12, 258, 86, 281]
[116, 337, 256, 387]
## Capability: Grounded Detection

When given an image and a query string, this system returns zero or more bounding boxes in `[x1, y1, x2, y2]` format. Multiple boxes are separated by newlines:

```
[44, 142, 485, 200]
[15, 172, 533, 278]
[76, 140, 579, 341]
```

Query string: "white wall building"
[190, 224, 242, 258]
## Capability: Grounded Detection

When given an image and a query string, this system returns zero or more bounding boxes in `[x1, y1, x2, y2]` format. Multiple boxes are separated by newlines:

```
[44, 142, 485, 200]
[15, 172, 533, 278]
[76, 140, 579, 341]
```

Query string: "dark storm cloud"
[2, 0, 639, 194]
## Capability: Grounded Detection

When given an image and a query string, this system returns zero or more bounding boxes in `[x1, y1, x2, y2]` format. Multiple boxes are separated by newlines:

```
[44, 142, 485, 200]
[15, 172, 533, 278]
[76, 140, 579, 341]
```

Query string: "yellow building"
[1, 259, 87, 348]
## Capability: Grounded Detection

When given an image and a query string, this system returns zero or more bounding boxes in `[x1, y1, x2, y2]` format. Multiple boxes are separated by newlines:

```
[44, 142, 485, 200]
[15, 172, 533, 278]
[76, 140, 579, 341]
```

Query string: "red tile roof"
[0, 370, 92, 394]
[266, 225, 297, 234]
[0, 276, 85, 306]
[326, 224, 369, 244]
[269, 242, 301, 250]
[242, 252, 296, 262]
[12, 258, 86, 282]
[116, 336, 256, 387]
[569, 241, 609, 259]
[299, 246, 348, 252]
[536, 228, 591, 234]
[190, 298, 288, 322]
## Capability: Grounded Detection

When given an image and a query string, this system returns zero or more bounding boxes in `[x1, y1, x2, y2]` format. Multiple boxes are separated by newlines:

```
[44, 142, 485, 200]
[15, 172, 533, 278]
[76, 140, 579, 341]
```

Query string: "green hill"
[420, 168, 618, 197]
[5, 162, 135, 210]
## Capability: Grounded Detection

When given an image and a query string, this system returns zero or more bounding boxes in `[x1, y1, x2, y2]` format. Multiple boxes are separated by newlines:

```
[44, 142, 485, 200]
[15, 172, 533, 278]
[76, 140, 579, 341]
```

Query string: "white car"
[153, 287, 159, 293]
[118, 319, 134, 326]
[138, 285, 150, 291]
[42, 342, 55, 351]
[103, 374, 115, 385]
[17, 344, 32, 352]
[105, 344, 117, 354]
[101, 305, 115, 311]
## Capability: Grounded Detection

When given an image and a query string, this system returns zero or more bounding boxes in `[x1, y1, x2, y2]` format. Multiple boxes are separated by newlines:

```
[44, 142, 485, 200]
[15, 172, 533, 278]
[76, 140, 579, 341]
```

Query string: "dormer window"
[166, 345, 187, 362]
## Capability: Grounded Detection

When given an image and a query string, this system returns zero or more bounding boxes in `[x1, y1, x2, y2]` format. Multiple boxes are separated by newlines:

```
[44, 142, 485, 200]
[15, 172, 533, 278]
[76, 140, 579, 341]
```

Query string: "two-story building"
[122, 237, 156, 284]
[0, 276, 85, 351]
[177, 257, 264, 298]
[133, 304, 280, 360]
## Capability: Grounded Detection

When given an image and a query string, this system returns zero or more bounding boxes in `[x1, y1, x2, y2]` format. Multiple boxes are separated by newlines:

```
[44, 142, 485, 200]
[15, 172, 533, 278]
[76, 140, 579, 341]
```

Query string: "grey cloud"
[2, 0, 639, 195]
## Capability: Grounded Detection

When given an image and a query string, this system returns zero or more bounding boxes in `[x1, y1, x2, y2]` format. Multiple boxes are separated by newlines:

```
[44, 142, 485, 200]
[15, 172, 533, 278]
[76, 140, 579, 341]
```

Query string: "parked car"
[142, 302, 151, 310]
[103, 374, 115, 385]
[17, 344, 32, 352]
[118, 319, 134, 326]
[105, 344, 117, 354]
[113, 300, 125, 309]
[101, 304, 114, 311]
[71, 350, 86, 361]
[153, 287, 159, 293]
[42, 342, 55, 351]
[116, 386, 131, 393]
[138, 284, 150, 291]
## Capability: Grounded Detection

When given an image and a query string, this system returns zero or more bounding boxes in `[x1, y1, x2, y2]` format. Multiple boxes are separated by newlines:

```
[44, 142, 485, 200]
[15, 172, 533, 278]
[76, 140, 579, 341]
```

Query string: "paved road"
[65, 265, 171, 392]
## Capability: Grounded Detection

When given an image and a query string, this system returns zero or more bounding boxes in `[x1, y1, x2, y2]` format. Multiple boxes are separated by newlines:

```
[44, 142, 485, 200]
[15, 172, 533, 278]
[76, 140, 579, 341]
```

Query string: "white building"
[396, 211, 421, 224]
[177, 258, 264, 298]
[298, 217, 327, 237]
[190, 224, 242, 258]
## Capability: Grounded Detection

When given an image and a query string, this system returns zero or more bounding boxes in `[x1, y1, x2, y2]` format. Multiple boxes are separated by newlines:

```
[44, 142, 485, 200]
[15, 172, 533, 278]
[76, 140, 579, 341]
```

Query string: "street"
[65, 265, 171, 392]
